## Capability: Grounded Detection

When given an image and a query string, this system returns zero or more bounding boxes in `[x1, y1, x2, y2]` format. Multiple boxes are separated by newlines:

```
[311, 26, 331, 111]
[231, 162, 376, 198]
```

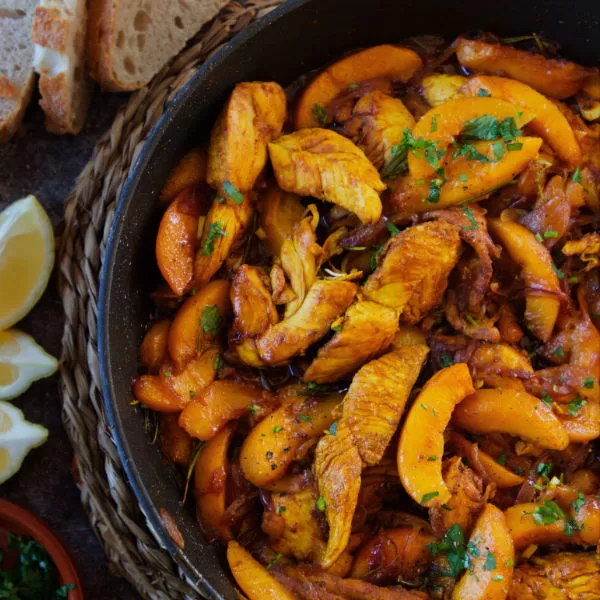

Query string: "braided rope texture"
[59, 2, 285, 598]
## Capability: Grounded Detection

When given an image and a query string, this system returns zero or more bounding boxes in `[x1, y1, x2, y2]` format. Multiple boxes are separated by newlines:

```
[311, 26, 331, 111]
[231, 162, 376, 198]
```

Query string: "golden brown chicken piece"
[262, 487, 327, 563]
[256, 279, 357, 365]
[207, 81, 287, 194]
[508, 553, 600, 600]
[429, 457, 489, 538]
[268, 128, 386, 224]
[192, 196, 253, 288]
[343, 345, 429, 466]
[229, 265, 278, 367]
[363, 221, 461, 323]
[314, 418, 362, 569]
[280, 207, 323, 318]
[303, 300, 399, 384]
[341, 90, 415, 170]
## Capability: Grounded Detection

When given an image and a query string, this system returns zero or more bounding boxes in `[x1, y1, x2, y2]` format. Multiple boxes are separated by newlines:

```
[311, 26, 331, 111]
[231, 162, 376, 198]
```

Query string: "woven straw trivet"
[59, 2, 284, 598]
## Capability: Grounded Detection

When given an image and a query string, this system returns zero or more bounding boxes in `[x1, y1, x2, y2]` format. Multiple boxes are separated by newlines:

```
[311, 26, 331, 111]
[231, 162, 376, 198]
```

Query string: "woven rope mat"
[59, 2, 284, 598]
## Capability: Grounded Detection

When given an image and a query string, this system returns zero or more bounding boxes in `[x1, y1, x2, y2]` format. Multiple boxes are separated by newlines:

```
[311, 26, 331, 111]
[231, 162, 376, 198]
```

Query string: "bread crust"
[0, 73, 36, 143]
[31, 6, 69, 53]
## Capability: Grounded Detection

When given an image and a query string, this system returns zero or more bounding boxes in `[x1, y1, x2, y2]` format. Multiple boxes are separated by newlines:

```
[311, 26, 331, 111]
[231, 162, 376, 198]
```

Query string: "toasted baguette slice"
[87, 0, 230, 92]
[0, 2, 38, 142]
[32, 0, 93, 135]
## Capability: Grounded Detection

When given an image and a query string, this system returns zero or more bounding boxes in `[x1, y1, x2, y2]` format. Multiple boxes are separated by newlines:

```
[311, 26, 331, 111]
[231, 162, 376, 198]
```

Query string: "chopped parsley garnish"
[0, 535, 76, 600]
[543, 230, 558, 239]
[563, 517, 582, 537]
[427, 524, 470, 579]
[213, 353, 225, 371]
[553, 347, 564, 357]
[529, 500, 565, 526]
[273, 425, 283, 433]
[385, 221, 401, 236]
[477, 89, 491, 97]
[222, 181, 244, 205]
[427, 455, 438, 461]
[583, 377, 595, 389]
[535, 232, 543, 243]
[461, 115, 522, 142]
[299, 413, 312, 423]
[278, 505, 286, 515]
[541, 392, 553, 407]
[568, 394, 586, 417]
[483, 551, 496, 571]
[462, 207, 479, 230]
[248, 404, 259, 415]
[492, 140, 505, 161]
[506, 142, 524, 151]
[497, 452, 508, 466]
[431, 114, 439, 133]
[427, 177, 444, 203]
[163, 371, 172, 377]
[459, 173, 469, 182]
[189, 390, 196, 398]
[572, 491, 586, 512]
[266, 552, 283, 569]
[200, 304, 222, 336]
[201, 221, 227, 256]
[331, 324, 342, 332]
[572, 168, 583, 184]
[452, 142, 493, 163]
[312, 103, 328, 125]
[370, 245, 385, 271]
[492, 574, 504, 582]
[329, 421, 338, 436]
[551, 263, 565, 279]
[421, 491, 440, 504]
[440, 353, 454, 368]
[537, 463, 553, 477]
[316, 496, 327, 511]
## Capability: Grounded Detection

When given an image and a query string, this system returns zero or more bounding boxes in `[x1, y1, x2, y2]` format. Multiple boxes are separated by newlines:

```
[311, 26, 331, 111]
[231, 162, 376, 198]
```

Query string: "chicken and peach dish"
[132, 33, 600, 599]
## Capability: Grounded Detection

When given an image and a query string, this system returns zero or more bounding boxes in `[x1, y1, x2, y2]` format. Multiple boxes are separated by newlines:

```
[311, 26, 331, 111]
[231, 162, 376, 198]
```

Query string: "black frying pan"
[98, 0, 600, 597]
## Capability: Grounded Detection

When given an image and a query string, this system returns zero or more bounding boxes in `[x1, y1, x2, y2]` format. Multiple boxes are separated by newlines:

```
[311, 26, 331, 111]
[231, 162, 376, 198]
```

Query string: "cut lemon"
[0, 195, 55, 330]
[0, 329, 58, 400]
[0, 400, 48, 484]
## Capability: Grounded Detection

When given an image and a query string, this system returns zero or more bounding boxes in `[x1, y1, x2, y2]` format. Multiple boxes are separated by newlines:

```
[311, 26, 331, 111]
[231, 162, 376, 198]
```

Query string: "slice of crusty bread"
[87, 0, 231, 92]
[32, 0, 94, 135]
[0, 2, 38, 142]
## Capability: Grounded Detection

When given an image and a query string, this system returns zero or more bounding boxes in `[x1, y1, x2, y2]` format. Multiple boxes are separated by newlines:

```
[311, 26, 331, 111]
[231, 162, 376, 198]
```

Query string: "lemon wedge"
[0, 329, 58, 400]
[0, 195, 55, 330]
[0, 400, 48, 484]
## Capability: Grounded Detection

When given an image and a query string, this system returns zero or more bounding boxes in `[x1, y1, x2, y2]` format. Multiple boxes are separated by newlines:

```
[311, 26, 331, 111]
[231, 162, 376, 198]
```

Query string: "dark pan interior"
[98, 0, 600, 597]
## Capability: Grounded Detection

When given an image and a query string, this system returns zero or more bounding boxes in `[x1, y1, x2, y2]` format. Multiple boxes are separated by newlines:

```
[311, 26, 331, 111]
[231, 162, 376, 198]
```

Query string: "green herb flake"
[459, 173, 469, 182]
[492, 140, 505, 161]
[568, 276, 579, 284]
[329, 421, 338, 436]
[497, 452, 508, 466]
[537, 463, 553, 477]
[222, 181, 244, 205]
[316, 496, 327, 511]
[483, 551, 497, 571]
[583, 377, 595, 389]
[189, 390, 196, 398]
[553, 347, 564, 357]
[506, 142, 524, 152]
[426, 524, 469, 579]
[278, 506, 286, 515]
[530, 500, 565, 526]
[200, 304, 222, 336]
[421, 491, 440, 504]
[492, 574, 504, 582]
[572, 167, 583, 184]
[163, 371, 172, 377]
[312, 103, 328, 125]
[331, 324, 342, 333]
[541, 392, 553, 407]
[568, 394, 586, 417]
[348, 83, 359, 89]
[431, 114, 439, 133]
[461, 115, 521, 142]
[535, 232, 543, 243]
[427, 177, 444, 204]
[440, 353, 454, 368]
[543, 230, 558, 239]
[385, 221, 401, 236]
[505, 559, 514, 568]
[299, 413, 312, 423]
[213, 353, 225, 371]
[273, 425, 283, 433]
[266, 552, 283, 569]
[248, 404, 259, 415]
[572, 491, 586, 513]
[370, 245, 384, 271]
[551, 263, 565, 280]
[428, 455, 438, 461]
[201, 221, 228, 256]
[462, 206, 479, 231]
[477, 89, 491, 97]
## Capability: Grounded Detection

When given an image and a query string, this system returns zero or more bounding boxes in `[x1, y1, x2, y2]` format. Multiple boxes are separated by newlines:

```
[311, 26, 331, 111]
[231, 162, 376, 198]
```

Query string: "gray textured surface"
[0, 89, 139, 600]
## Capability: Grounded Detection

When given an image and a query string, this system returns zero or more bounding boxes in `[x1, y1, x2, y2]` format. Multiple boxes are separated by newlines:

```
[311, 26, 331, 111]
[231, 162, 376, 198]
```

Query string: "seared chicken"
[256, 279, 357, 365]
[363, 221, 461, 322]
[229, 265, 278, 367]
[343, 345, 429, 466]
[341, 90, 415, 169]
[303, 300, 399, 384]
[314, 418, 362, 568]
[207, 82, 287, 193]
[508, 552, 600, 599]
[268, 128, 386, 224]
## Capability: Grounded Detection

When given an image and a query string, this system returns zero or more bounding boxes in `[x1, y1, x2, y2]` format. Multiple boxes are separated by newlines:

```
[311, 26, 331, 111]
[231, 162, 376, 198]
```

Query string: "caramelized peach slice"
[227, 541, 297, 600]
[168, 279, 231, 370]
[195, 424, 234, 541]
[393, 137, 542, 213]
[397, 363, 475, 507]
[159, 414, 193, 465]
[555, 399, 600, 443]
[452, 389, 569, 450]
[132, 375, 182, 412]
[294, 45, 423, 129]
[159, 148, 207, 204]
[139, 319, 170, 371]
[240, 394, 341, 487]
[448, 432, 524, 488]
[156, 188, 205, 296]
[179, 381, 269, 441]
[488, 217, 561, 341]
[408, 97, 532, 180]
[462, 75, 581, 165]
[456, 37, 591, 100]
[452, 504, 515, 600]
[351, 526, 436, 585]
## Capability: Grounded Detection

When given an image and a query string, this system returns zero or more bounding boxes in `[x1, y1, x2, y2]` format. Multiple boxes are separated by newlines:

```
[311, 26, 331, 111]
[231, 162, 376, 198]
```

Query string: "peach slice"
[132, 375, 182, 413]
[452, 504, 515, 600]
[462, 75, 581, 165]
[294, 45, 423, 129]
[158, 414, 192, 465]
[159, 148, 207, 204]
[139, 319, 170, 371]
[167, 279, 231, 370]
[456, 37, 591, 100]
[227, 541, 296, 600]
[452, 389, 569, 450]
[397, 363, 475, 507]
[195, 424, 234, 541]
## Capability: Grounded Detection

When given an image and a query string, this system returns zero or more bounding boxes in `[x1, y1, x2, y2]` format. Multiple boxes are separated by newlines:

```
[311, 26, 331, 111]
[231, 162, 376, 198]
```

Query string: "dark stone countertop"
[0, 91, 140, 599]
